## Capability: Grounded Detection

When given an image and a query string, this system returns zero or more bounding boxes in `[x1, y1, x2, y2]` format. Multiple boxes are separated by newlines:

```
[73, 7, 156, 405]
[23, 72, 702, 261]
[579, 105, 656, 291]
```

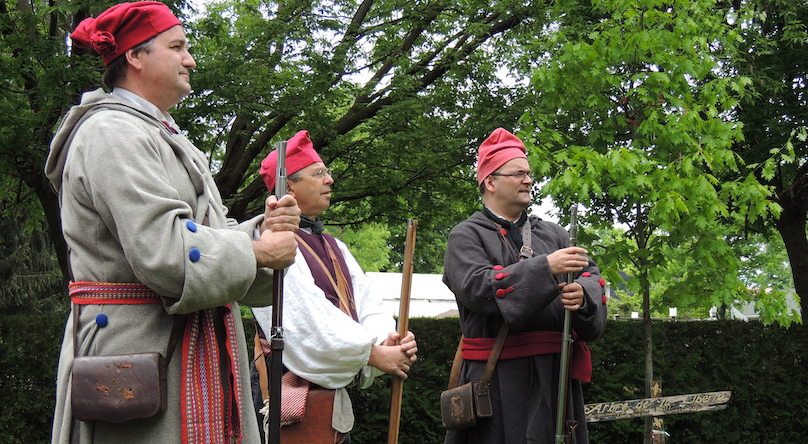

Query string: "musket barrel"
[268, 140, 288, 444]
[555, 204, 578, 444]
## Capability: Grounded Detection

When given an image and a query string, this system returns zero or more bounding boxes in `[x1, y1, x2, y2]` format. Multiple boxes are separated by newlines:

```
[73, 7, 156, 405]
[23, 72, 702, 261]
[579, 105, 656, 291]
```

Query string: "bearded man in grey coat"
[44, 2, 299, 443]
[443, 128, 608, 444]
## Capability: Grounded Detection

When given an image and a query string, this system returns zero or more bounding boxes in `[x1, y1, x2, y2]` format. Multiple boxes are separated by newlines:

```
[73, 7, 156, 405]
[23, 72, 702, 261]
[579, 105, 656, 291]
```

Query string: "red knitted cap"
[260, 130, 324, 193]
[476, 128, 527, 184]
[70, 1, 181, 66]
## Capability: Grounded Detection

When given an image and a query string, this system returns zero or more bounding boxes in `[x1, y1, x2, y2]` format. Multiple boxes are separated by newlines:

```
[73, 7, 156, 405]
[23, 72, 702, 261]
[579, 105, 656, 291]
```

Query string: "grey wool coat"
[45, 88, 274, 444]
[443, 211, 608, 444]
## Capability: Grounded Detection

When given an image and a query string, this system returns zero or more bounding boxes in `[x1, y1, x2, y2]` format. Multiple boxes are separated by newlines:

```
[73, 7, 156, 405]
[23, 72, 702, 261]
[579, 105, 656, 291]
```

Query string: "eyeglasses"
[310, 167, 332, 178]
[490, 170, 532, 180]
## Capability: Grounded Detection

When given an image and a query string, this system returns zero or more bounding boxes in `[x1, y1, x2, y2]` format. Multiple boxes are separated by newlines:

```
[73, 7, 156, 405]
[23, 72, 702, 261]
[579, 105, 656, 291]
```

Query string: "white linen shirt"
[252, 231, 395, 431]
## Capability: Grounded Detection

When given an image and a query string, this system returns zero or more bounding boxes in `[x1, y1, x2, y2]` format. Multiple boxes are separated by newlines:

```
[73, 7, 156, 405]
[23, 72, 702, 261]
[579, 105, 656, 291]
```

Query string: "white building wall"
[365, 272, 459, 318]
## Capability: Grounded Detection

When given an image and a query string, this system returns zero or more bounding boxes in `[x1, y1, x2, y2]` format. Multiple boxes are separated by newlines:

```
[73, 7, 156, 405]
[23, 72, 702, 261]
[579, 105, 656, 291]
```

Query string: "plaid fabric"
[280, 372, 310, 424]
[69, 281, 243, 443]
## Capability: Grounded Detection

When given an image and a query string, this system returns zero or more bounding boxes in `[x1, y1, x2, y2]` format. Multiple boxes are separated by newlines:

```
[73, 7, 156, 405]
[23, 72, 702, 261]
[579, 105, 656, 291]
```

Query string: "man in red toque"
[250, 130, 418, 443]
[442, 128, 608, 443]
[44, 2, 300, 443]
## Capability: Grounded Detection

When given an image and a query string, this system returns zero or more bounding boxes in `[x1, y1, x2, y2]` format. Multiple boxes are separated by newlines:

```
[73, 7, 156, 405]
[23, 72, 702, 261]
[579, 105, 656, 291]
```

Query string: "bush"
[0, 312, 66, 444]
[3, 314, 806, 443]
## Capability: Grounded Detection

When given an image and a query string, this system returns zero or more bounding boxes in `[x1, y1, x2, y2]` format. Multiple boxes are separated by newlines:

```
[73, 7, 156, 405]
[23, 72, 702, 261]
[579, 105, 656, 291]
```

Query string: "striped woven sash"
[69, 281, 243, 443]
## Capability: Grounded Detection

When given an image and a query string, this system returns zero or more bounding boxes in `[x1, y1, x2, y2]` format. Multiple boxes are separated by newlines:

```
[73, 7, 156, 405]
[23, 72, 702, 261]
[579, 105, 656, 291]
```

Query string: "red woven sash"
[181, 305, 243, 444]
[69, 281, 243, 443]
[69, 281, 162, 305]
[461, 330, 592, 383]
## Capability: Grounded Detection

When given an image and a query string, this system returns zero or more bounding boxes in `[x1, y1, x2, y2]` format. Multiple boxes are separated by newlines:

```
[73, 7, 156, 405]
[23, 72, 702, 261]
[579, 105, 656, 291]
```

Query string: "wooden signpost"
[585, 390, 731, 423]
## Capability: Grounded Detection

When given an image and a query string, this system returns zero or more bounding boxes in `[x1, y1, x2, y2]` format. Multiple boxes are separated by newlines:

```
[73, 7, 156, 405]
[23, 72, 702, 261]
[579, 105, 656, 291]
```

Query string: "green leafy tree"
[596, 225, 797, 326]
[729, 0, 807, 316]
[522, 0, 776, 440]
[179, 0, 555, 272]
[733, 231, 799, 326]
[3, 0, 557, 286]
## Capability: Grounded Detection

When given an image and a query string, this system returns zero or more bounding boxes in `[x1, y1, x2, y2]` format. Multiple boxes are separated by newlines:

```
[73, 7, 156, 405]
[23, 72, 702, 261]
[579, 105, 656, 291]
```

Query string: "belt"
[462, 330, 592, 383]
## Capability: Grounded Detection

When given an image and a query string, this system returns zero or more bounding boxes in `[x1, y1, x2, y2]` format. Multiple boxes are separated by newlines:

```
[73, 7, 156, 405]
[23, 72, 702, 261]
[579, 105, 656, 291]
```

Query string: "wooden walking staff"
[387, 219, 418, 444]
[555, 204, 579, 444]
[268, 140, 288, 444]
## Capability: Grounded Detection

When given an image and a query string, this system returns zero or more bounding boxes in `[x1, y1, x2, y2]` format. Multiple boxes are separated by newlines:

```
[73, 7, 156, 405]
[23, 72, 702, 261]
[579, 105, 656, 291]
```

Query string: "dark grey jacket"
[443, 211, 607, 444]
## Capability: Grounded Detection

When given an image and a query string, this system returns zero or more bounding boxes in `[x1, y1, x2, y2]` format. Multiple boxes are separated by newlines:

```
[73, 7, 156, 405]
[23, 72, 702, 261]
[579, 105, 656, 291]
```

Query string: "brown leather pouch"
[440, 324, 507, 431]
[440, 381, 493, 431]
[71, 352, 166, 423]
[280, 388, 340, 444]
[69, 303, 185, 423]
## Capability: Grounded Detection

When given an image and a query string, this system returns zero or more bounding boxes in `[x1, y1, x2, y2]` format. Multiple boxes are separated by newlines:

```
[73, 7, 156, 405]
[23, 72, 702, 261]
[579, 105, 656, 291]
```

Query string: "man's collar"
[111, 88, 179, 132]
[300, 214, 325, 234]
[484, 206, 524, 224]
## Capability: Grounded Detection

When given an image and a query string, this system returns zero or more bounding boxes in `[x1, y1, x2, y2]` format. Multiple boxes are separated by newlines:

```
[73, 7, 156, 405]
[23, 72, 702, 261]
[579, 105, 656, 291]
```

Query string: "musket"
[387, 219, 418, 444]
[555, 204, 579, 444]
[268, 141, 288, 444]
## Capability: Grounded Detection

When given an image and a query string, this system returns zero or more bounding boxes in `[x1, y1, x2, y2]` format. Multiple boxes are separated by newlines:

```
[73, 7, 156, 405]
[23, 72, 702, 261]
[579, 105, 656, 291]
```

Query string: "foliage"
[589, 223, 799, 326]
[0, 177, 65, 314]
[0, 312, 65, 443]
[523, 0, 777, 313]
[732, 231, 800, 326]
[606, 291, 643, 320]
[729, 0, 808, 315]
[5, 314, 807, 443]
[0, 0, 192, 306]
[3, 0, 801, 320]
[177, 0, 553, 273]
[584, 319, 808, 442]
[331, 222, 392, 272]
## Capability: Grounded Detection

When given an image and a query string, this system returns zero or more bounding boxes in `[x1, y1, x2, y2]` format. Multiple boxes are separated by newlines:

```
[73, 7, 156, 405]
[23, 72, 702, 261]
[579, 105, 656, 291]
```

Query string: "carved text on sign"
[585, 391, 732, 423]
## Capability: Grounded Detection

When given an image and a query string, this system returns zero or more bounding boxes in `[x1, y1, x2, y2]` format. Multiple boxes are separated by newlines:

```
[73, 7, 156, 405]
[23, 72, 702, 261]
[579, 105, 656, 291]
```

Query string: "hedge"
[2, 314, 806, 443]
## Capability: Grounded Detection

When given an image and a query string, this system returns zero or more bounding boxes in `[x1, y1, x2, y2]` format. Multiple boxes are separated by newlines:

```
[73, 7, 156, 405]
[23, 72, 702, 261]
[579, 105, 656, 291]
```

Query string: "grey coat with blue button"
[443, 210, 607, 444]
[45, 89, 272, 444]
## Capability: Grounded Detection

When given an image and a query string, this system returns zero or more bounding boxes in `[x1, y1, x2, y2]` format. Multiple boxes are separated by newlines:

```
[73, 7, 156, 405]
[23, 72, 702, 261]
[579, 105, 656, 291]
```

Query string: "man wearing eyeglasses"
[443, 128, 608, 444]
[250, 130, 418, 443]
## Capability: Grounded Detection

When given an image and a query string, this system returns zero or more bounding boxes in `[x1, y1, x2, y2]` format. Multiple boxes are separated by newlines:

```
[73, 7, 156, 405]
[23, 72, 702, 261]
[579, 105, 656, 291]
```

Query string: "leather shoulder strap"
[295, 234, 354, 317]
[479, 324, 508, 387]
[519, 219, 533, 260]
[447, 337, 464, 389]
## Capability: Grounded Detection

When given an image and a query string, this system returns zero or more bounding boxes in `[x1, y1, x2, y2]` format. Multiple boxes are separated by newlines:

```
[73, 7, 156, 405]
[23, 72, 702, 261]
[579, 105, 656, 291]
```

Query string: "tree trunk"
[775, 199, 807, 318]
[641, 264, 653, 444]
[30, 171, 69, 284]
